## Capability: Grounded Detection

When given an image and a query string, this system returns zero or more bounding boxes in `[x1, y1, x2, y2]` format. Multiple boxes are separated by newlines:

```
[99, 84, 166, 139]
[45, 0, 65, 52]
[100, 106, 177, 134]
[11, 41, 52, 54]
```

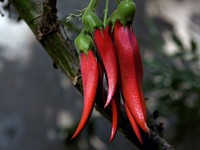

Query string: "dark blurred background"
[0, 0, 200, 150]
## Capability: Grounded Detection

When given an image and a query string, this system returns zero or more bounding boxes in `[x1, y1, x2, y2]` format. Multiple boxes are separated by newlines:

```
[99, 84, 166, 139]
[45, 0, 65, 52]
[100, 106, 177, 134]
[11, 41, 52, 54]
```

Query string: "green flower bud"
[74, 33, 94, 54]
[82, 10, 102, 33]
[116, 0, 136, 25]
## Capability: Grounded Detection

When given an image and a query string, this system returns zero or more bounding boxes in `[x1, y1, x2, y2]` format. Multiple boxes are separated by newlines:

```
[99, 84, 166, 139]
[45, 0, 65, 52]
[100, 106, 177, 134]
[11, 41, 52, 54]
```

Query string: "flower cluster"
[72, 0, 149, 143]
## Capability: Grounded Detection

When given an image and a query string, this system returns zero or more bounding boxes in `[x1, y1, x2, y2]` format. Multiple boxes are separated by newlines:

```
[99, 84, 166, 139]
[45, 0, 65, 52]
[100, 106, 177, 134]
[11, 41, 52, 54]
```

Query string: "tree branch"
[8, 0, 174, 149]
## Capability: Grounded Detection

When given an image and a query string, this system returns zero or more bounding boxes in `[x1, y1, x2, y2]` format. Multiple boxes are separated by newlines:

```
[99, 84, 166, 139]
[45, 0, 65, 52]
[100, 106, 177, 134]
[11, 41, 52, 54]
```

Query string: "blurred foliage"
[143, 17, 200, 148]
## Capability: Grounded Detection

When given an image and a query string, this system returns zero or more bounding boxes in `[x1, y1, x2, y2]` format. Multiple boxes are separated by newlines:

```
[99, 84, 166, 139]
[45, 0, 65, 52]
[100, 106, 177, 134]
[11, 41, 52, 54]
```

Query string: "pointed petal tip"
[104, 90, 116, 108]
[138, 121, 149, 134]
[104, 98, 111, 108]
[71, 135, 76, 140]
[138, 136, 143, 144]
[109, 136, 114, 142]
[71, 131, 79, 140]
[71, 124, 84, 140]
[109, 130, 117, 142]
[143, 123, 150, 135]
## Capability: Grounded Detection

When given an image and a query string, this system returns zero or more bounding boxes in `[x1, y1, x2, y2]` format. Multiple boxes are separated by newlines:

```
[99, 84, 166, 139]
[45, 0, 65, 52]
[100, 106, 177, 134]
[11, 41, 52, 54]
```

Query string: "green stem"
[103, 0, 109, 27]
[87, 0, 98, 11]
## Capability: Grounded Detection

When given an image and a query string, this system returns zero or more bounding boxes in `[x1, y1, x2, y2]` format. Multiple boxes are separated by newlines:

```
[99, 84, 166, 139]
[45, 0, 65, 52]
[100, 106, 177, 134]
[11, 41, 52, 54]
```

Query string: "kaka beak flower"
[72, 0, 149, 143]
[111, 0, 149, 140]
[94, 26, 118, 108]
[72, 33, 99, 139]
[114, 22, 148, 133]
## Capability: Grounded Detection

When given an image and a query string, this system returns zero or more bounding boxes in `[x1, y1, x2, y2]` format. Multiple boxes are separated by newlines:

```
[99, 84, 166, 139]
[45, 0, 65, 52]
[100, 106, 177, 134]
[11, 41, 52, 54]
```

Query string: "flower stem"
[103, 0, 109, 27]
[87, 0, 98, 11]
